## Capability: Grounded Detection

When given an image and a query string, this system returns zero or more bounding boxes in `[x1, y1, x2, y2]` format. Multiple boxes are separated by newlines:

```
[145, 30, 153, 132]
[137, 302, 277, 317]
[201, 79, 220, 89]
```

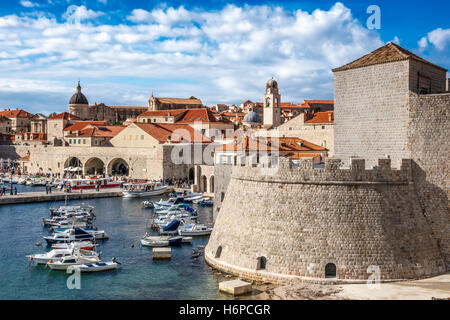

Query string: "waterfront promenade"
[0, 188, 123, 205]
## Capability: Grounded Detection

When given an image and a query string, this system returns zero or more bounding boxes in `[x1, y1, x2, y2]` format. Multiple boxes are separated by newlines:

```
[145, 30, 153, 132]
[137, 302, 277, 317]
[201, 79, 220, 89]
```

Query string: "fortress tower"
[206, 43, 450, 283]
[263, 78, 281, 128]
[68, 81, 89, 120]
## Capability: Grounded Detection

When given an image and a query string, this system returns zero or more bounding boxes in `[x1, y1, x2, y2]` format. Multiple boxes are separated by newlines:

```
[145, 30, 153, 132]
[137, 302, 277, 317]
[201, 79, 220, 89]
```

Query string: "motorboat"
[51, 241, 96, 251]
[17, 177, 27, 185]
[155, 204, 196, 216]
[199, 200, 214, 207]
[73, 261, 118, 272]
[49, 204, 95, 217]
[43, 228, 109, 244]
[122, 181, 169, 198]
[27, 248, 99, 265]
[159, 219, 181, 235]
[47, 254, 101, 270]
[192, 197, 211, 204]
[153, 196, 185, 209]
[183, 193, 204, 203]
[177, 223, 213, 236]
[140, 234, 183, 247]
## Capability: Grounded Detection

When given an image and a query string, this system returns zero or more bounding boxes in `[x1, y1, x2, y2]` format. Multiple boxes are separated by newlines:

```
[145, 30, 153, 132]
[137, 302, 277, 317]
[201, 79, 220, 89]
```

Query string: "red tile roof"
[66, 126, 125, 138]
[305, 111, 334, 124]
[289, 153, 321, 159]
[134, 122, 211, 144]
[48, 112, 81, 120]
[0, 109, 33, 118]
[64, 121, 108, 131]
[138, 108, 233, 124]
[138, 110, 185, 117]
[155, 97, 202, 105]
[216, 136, 327, 152]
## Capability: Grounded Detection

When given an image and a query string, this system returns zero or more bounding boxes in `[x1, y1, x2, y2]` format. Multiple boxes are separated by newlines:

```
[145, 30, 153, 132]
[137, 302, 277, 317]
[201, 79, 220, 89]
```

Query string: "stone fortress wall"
[205, 157, 447, 283]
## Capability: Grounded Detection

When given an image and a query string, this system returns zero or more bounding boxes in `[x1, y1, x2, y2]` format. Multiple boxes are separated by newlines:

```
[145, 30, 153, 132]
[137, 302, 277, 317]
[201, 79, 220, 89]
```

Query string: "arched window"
[325, 263, 336, 278]
[215, 246, 222, 258]
[257, 256, 267, 270]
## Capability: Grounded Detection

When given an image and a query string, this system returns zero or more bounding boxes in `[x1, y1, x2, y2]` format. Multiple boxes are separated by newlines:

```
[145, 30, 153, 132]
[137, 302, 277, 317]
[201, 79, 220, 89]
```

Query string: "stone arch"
[215, 246, 222, 259]
[108, 158, 129, 176]
[63, 157, 83, 177]
[325, 263, 336, 278]
[84, 157, 105, 176]
[200, 175, 207, 193]
[208, 175, 214, 193]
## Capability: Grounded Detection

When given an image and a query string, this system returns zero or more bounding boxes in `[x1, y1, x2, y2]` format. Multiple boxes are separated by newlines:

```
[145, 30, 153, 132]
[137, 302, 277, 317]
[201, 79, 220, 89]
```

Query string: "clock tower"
[263, 78, 281, 128]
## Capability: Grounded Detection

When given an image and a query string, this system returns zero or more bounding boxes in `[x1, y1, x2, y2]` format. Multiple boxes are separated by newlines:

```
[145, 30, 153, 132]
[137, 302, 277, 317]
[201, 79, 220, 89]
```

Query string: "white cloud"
[418, 28, 450, 51]
[418, 36, 428, 49]
[427, 28, 450, 50]
[63, 5, 102, 24]
[20, 0, 39, 8]
[0, 3, 384, 113]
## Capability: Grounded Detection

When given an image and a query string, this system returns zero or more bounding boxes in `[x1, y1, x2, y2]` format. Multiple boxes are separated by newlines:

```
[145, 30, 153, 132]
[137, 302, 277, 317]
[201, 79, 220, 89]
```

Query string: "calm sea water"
[0, 188, 231, 300]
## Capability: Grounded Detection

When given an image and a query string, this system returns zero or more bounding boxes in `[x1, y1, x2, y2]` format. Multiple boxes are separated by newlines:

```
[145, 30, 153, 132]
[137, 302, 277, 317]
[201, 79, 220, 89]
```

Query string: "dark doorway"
[325, 263, 336, 278]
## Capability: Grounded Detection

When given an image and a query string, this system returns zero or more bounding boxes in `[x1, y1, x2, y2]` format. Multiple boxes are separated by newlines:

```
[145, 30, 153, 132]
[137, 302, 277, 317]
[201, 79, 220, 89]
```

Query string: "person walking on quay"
[45, 185, 49, 195]
[14, 187, 17, 195]
[49, 185, 52, 194]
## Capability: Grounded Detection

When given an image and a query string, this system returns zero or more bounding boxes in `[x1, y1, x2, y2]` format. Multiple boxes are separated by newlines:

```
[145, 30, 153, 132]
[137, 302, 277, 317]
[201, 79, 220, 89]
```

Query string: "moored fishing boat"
[47, 254, 101, 270]
[27, 248, 99, 265]
[140, 234, 184, 247]
[73, 261, 118, 272]
[177, 223, 213, 236]
[51, 241, 96, 251]
[122, 181, 169, 198]
[43, 228, 109, 244]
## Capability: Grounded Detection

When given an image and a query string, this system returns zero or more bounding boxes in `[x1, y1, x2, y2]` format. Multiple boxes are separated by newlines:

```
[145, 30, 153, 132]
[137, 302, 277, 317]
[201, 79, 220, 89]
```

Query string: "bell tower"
[263, 78, 281, 127]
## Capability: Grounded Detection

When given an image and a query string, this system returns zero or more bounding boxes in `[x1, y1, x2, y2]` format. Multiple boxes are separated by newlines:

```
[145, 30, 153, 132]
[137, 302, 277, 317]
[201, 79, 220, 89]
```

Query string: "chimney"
[446, 78, 450, 92]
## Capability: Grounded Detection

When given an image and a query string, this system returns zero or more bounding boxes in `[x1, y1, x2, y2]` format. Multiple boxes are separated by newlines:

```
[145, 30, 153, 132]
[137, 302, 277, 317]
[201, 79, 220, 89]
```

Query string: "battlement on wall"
[232, 157, 413, 184]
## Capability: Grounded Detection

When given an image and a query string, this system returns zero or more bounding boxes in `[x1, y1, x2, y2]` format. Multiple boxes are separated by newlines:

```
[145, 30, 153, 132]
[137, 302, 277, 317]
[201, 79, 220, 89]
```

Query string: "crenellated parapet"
[232, 157, 413, 185]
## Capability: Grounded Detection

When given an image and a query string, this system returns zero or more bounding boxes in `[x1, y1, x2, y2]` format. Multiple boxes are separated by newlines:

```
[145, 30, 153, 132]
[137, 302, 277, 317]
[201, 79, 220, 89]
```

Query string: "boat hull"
[122, 186, 169, 198]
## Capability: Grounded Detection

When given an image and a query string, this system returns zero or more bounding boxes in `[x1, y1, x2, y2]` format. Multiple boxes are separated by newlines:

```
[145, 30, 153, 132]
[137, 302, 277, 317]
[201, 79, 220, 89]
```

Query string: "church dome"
[266, 78, 278, 89]
[243, 110, 262, 125]
[69, 81, 89, 105]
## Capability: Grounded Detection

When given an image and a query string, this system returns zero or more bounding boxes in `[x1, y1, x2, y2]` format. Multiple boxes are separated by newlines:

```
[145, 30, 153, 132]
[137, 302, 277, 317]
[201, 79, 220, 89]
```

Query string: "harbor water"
[0, 192, 231, 299]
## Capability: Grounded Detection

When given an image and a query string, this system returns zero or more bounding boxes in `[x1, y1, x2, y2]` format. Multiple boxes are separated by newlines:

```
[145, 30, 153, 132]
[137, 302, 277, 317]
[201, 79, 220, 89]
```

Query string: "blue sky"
[0, 0, 449, 114]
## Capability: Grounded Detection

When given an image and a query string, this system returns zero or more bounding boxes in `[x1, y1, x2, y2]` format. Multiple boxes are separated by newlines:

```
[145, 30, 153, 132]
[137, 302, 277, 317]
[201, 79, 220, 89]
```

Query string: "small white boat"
[44, 228, 109, 244]
[178, 224, 213, 236]
[51, 241, 96, 251]
[140, 234, 184, 247]
[27, 248, 99, 265]
[140, 236, 169, 247]
[47, 254, 101, 270]
[183, 193, 204, 202]
[73, 261, 118, 272]
[122, 181, 168, 198]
